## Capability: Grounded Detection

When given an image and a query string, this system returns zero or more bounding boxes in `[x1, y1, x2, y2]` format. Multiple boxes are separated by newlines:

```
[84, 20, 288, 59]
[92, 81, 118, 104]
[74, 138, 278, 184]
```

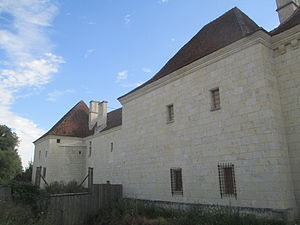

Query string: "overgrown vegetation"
[88, 200, 287, 225]
[0, 125, 22, 184]
[45, 180, 88, 194]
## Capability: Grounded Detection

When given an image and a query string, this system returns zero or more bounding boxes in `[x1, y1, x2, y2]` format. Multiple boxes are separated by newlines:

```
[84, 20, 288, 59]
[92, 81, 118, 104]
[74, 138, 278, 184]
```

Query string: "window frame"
[167, 104, 174, 123]
[170, 168, 183, 196]
[210, 88, 221, 111]
[218, 163, 237, 199]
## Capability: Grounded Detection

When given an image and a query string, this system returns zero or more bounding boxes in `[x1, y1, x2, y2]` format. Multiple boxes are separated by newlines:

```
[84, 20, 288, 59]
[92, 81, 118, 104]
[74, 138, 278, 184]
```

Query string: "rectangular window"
[38, 151, 41, 159]
[170, 168, 183, 196]
[57, 139, 61, 143]
[211, 88, 221, 111]
[89, 141, 92, 157]
[45, 151, 48, 158]
[167, 104, 174, 123]
[42, 167, 47, 178]
[110, 142, 114, 152]
[218, 163, 237, 198]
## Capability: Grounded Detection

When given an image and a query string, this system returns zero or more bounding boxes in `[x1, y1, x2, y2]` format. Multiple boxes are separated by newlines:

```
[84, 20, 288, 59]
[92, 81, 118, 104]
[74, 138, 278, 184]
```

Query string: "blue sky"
[0, 0, 279, 167]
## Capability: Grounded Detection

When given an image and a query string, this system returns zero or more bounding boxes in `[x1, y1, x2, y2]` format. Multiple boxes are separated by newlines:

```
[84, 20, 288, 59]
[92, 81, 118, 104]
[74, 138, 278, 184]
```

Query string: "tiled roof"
[102, 108, 122, 131]
[34, 101, 93, 142]
[34, 101, 123, 142]
[271, 7, 300, 35]
[119, 7, 261, 100]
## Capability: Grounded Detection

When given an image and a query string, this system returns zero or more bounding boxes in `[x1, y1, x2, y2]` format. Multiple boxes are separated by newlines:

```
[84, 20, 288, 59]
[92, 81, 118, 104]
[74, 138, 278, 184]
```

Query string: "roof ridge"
[233, 7, 249, 36]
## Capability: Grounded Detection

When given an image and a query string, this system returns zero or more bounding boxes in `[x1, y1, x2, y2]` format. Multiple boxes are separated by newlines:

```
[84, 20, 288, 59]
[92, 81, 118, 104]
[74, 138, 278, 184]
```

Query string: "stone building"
[33, 1, 300, 219]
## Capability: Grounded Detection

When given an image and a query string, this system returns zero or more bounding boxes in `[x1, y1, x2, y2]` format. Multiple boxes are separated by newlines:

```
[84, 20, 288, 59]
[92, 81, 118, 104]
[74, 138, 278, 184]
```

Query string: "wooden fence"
[42, 184, 122, 225]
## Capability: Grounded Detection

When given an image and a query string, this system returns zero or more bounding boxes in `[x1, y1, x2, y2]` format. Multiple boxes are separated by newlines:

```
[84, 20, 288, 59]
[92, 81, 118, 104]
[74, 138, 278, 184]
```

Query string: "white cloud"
[124, 14, 131, 24]
[84, 49, 95, 58]
[117, 70, 128, 82]
[171, 38, 175, 42]
[142, 68, 152, 73]
[0, 0, 63, 167]
[47, 89, 75, 102]
[159, 0, 169, 3]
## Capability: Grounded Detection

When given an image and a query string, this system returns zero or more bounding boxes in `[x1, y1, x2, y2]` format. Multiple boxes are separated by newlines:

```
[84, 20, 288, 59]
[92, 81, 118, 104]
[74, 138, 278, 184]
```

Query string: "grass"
[88, 200, 287, 225]
[0, 202, 54, 225]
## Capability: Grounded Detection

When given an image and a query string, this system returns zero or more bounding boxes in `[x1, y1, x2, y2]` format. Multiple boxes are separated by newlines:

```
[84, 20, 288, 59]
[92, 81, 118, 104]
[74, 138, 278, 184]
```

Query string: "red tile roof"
[119, 7, 261, 100]
[34, 101, 123, 142]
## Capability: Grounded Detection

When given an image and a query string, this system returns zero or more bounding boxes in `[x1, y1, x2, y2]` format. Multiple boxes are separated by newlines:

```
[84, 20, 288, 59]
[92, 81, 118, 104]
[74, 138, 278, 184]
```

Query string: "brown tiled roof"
[271, 7, 300, 35]
[34, 101, 93, 142]
[119, 7, 261, 100]
[102, 108, 122, 131]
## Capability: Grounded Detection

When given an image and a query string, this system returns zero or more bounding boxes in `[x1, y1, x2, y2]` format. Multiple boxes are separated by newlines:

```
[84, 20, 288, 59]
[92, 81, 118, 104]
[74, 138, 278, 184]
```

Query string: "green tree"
[0, 125, 22, 183]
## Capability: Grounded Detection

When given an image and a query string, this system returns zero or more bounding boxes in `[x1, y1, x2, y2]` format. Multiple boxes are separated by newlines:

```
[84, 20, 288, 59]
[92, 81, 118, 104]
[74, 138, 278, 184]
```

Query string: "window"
[42, 167, 47, 178]
[211, 88, 220, 111]
[218, 163, 237, 198]
[45, 151, 48, 158]
[38, 151, 41, 159]
[170, 168, 183, 195]
[110, 142, 113, 152]
[89, 141, 92, 157]
[167, 104, 174, 123]
[57, 139, 61, 143]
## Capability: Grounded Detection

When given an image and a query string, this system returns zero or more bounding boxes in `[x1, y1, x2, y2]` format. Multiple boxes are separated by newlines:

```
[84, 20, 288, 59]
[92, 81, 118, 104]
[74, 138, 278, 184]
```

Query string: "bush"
[45, 180, 88, 194]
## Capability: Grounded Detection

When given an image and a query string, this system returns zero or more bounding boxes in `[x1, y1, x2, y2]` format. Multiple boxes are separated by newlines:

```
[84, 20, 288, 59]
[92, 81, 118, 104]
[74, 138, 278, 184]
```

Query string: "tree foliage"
[0, 125, 22, 183]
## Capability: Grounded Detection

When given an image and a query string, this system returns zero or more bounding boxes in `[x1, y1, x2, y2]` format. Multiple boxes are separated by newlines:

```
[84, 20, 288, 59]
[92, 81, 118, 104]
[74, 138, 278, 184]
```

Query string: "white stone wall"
[33, 136, 87, 187]
[274, 28, 300, 214]
[115, 39, 295, 211]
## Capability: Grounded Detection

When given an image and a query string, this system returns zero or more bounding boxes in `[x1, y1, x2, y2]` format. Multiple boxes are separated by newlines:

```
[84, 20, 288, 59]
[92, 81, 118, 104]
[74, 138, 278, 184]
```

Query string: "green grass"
[88, 200, 287, 225]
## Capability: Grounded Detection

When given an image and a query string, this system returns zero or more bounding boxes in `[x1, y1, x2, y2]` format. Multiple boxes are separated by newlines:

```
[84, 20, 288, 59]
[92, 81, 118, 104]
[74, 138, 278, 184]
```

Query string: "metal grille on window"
[211, 88, 220, 110]
[170, 168, 183, 196]
[167, 104, 174, 122]
[218, 163, 237, 199]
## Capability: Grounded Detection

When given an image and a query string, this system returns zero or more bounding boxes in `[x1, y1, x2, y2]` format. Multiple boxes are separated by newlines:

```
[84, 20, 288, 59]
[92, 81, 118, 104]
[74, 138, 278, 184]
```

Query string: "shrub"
[45, 180, 88, 194]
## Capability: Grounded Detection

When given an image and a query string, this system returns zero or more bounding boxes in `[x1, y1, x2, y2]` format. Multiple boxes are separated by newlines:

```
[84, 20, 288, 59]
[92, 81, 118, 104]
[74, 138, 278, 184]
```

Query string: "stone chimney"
[276, 0, 299, 24]
[97, 101, 108, 130]
[89, 100, 100, 130]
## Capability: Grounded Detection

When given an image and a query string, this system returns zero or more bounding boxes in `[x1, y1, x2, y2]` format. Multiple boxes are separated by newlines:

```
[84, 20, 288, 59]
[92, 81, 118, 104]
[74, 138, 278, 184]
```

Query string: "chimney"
[276, 0, 299, 24]
[89, 100, 100, 130]
[97, 101, 108, 130]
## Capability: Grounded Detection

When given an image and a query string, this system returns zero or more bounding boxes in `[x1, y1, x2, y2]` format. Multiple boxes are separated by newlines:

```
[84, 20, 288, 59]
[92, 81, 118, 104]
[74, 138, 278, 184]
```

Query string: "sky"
[0, 0, 280, 168]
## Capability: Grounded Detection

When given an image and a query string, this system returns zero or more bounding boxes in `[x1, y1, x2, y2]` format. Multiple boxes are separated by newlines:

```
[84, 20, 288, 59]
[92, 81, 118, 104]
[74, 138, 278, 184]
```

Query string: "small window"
[218, 163, 237, 198]
[170, 168, 183, 196]
[88, 141, 92, 157]
[42, 167, 47, 178]
[110, 142, 113, 152]
[45, 151, 48, 158]
[38, 151, 41, 159]
[167, 104, 174, 123]
[79, 151, 82, 155]
[211, 88, 221, 111]
[57, 139, 61, 143]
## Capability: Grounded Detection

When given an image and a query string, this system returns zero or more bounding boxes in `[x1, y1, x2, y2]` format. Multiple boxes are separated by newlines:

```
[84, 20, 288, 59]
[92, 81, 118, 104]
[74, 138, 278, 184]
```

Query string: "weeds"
[88, 200, 287, 225]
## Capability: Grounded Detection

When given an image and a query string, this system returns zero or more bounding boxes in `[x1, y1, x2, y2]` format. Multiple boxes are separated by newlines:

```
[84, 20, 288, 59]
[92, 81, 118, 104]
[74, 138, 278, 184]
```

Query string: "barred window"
[211, 88, 220, 111]
[170, 168, 183, 195]
[167, 104, 174, 122]
[218, 163, 237, 198]
[110, 142, 114, 152]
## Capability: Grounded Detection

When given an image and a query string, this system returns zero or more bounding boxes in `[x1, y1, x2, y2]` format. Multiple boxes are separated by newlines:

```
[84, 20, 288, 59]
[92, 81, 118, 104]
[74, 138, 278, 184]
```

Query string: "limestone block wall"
[117, 39, 295, 212]
[85, 127, 123, 186]
[33, 136, 87, 186]
[274, 27, 300, 214]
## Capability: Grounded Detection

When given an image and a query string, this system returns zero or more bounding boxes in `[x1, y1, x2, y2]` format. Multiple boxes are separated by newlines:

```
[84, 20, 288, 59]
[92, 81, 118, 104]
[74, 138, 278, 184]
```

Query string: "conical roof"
[119, 7, 261, 100]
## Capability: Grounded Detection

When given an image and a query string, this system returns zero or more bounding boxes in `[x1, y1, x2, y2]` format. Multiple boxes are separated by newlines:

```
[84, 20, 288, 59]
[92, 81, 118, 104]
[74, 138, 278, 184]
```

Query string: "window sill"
[210, 107, 221, 112]
[172, 191, 183, 196]
[167, 120, 174, 124]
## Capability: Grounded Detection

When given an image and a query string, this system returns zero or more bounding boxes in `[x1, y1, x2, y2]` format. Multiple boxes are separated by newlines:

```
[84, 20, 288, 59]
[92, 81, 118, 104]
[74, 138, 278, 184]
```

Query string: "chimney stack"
[276, 0, 299, 24]
[89, 101, 100, 130]
[97, 101, 108, 130]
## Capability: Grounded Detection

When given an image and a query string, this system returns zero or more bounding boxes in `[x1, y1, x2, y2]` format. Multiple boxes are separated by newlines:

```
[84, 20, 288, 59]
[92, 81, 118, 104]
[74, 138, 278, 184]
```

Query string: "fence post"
[88, 167, 93, 193]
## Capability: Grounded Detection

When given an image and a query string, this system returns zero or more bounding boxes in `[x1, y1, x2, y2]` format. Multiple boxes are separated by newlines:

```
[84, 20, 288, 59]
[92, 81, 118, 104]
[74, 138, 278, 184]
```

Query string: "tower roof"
[271, 7, 300, 35]
[119, 7, 261, 100]
[34, 101, 93, 142]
